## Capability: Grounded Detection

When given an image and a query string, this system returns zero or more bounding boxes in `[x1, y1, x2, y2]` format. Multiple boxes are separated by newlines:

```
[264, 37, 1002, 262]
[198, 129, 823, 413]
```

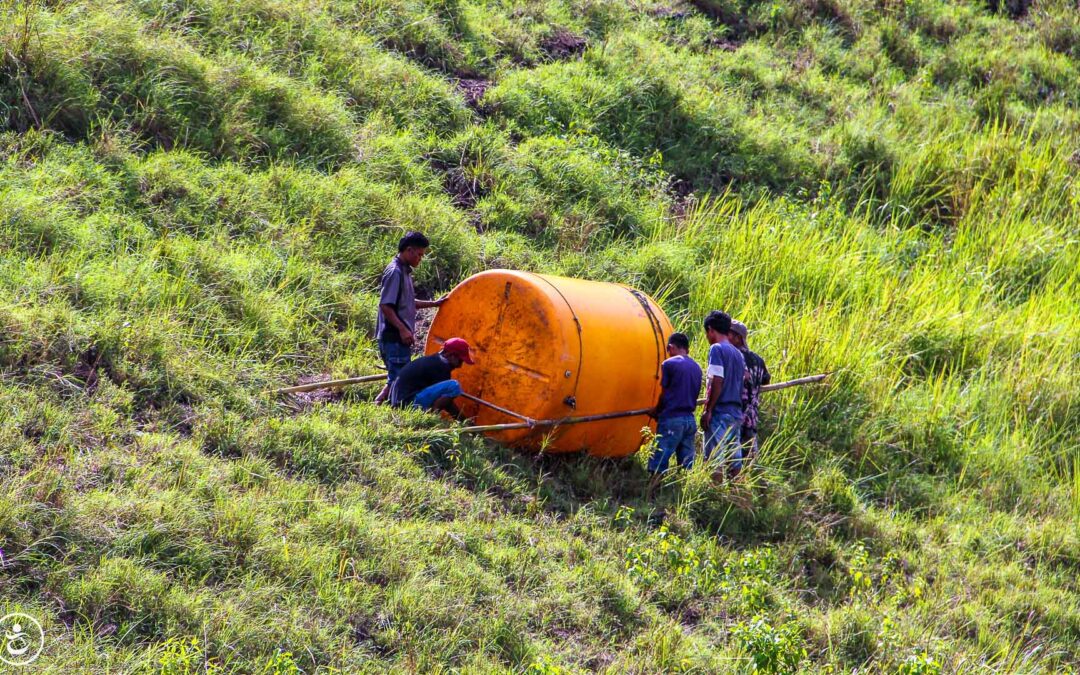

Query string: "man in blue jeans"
[700, 311, 746, 478]
[374, 231, 446, 404]
[390, 338, 475, 419]
[647, 333, 703, 476]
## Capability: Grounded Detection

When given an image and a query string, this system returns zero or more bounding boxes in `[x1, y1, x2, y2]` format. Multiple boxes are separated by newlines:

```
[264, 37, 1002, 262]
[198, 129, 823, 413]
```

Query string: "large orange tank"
[424, 270, 674, 457]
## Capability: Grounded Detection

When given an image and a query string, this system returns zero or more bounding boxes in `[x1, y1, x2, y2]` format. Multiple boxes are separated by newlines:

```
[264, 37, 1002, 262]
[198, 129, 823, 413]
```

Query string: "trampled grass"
[2, 0, 1079, 672]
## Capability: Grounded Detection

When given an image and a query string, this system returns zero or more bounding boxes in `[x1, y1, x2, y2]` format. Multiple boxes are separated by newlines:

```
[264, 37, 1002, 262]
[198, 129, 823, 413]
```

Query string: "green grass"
[2, 0, 1079, 671]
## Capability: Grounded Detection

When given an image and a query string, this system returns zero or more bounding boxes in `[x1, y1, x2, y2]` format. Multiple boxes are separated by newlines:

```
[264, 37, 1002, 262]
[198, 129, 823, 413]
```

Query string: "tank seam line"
[524, 272, 584, 411]
[626, 288, 666, 393]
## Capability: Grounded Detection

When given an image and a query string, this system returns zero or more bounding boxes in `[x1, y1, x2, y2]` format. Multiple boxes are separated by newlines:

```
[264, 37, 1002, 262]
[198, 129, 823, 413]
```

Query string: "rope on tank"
[627, 288, 666, 382]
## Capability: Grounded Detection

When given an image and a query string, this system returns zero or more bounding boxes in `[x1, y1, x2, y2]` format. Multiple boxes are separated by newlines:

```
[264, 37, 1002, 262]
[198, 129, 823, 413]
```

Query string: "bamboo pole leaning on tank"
[460, 393, 536, 424]
[454, 373, 831, 434]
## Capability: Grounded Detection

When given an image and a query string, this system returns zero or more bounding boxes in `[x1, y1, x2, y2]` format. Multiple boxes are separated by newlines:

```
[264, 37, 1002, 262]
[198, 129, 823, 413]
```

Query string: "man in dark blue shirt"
[390, 338, 474, 419]
[647, 332, 703, 475]
[701, 311, 746, 476]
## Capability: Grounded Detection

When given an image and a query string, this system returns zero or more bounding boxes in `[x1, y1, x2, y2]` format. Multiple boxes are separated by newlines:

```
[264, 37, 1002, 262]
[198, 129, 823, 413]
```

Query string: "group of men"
[373, 231, 771, 476]
[647, 311, 770, 479]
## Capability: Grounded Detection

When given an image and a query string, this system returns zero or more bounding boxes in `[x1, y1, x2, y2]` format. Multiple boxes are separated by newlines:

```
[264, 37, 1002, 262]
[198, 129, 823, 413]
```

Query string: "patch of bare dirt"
[541, 29, 587, 60]
[291, 373, 347, 406]
[444, 166, 485, 210]
[72, 347, 102, 393]
[679, 603, 703, 628]
[413, 306, 436, 355]
[456, 77, 490, 110]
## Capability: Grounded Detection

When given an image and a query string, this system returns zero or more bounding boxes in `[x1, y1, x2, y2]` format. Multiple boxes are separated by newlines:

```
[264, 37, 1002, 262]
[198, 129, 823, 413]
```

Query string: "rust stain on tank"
[505, 361, 552, 382]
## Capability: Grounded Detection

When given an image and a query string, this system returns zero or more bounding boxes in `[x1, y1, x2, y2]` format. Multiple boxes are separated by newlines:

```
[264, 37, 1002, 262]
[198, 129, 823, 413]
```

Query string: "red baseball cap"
[442, 337, 475, 364]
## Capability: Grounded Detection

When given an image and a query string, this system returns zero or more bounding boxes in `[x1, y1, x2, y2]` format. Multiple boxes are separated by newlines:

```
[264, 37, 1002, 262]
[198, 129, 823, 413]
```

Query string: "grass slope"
[1, 0, 1079, 672]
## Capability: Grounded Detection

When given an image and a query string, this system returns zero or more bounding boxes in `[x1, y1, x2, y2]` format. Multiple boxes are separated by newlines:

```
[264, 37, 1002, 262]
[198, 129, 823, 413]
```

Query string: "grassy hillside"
[1, 0, 1079, 672]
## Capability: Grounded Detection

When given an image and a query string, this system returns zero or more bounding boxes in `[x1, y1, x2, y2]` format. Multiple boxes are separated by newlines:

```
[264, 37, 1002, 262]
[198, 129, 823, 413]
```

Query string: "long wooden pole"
[275, 371, 830, 432]
[460, 393, 534, 423]
[278, 371, 831, 397]
[760, 373, 829, 392]
[455, 373, 830, 434]
[273, 374, 386, 395]
[455, 407, 655, 434]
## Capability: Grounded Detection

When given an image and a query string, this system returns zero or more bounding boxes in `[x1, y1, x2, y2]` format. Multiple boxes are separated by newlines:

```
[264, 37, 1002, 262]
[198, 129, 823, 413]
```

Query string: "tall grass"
[1, 0, 1079, 671]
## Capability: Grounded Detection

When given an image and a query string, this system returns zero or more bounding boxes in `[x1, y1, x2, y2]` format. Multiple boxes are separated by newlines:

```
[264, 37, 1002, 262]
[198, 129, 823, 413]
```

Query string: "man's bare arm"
[701, 375, 724, 430]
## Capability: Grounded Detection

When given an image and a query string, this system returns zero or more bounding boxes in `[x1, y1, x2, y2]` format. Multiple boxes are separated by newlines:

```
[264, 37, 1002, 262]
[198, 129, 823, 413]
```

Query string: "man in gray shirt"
[374, 231, 445, 404]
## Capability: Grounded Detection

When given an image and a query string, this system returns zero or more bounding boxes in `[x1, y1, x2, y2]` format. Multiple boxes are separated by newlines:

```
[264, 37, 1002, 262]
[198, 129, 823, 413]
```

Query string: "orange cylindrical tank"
[424, 270, 675, 457]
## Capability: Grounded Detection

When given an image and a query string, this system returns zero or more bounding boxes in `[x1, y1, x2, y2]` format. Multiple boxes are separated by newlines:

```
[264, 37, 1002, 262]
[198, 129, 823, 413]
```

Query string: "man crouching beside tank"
[390, 338, 474, 420]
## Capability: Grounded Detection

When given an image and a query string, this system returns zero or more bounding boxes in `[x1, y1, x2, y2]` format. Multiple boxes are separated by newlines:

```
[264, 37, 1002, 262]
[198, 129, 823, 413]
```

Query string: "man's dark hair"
[668, 332, 690, 351]
[703, 310, 731, 335]
[398, 231, 430, 252]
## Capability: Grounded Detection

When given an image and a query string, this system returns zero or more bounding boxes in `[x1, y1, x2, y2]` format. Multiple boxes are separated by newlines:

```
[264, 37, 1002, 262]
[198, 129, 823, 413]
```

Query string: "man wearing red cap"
[389, 338, 474, 418]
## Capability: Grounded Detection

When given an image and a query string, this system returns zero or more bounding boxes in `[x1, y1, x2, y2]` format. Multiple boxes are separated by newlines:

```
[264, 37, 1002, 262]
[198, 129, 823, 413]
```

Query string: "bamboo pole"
[273, 373, 386, 395]
[455, 406, 656, 434]
[759, 373, 829, 392]
[275, 371, 830, 433]
[453, 373, 830, 434]
[280, 371, 832, 397]
[460, 393, 535, 423]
